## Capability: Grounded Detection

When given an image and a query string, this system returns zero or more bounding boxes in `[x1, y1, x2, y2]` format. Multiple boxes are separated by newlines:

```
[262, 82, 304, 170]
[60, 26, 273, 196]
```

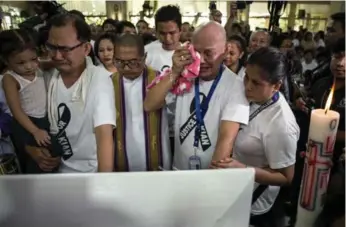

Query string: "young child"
[0, 29, 60, 173]
[94, 33, 118, 76]
[302, 49, 318, 73]
[224, 35, 247, 79]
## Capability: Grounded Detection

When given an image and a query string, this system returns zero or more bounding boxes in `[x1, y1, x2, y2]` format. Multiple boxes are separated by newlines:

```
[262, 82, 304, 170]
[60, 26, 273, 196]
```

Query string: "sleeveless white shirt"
[7, 70, 47, 118]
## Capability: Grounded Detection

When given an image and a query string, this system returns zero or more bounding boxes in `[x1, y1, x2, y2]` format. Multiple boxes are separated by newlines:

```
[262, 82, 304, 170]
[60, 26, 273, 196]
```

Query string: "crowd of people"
[0, 3, 344, 227]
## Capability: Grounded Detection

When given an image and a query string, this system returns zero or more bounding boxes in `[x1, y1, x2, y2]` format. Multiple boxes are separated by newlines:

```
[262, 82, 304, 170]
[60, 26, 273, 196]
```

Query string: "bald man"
[248, 30, 270, 55]
[144, 22, 249, 170]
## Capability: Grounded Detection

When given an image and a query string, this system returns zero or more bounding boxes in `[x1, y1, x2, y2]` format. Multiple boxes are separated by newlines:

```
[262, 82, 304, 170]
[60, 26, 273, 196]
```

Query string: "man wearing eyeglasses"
[112, 34, 171, 172]
[26, 13, 116, 173]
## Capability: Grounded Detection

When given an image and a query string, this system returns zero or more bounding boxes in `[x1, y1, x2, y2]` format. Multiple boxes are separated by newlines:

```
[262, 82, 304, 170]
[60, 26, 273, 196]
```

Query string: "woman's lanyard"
[249, 92, 280, 122]
[193, 66, 224, 149]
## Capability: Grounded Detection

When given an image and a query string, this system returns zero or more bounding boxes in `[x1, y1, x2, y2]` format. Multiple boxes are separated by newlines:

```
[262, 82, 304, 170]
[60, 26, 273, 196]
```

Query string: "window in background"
[57, 0, 107, 25]
[127, 0, 228, 28]
[248, 2, 290, 31]
[0, 6, 23, 29]
[294, 3, 329, 32]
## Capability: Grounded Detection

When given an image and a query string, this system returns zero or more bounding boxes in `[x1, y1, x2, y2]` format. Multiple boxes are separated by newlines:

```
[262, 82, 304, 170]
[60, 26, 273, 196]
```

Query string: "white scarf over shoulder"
[48, 57, 94, 134]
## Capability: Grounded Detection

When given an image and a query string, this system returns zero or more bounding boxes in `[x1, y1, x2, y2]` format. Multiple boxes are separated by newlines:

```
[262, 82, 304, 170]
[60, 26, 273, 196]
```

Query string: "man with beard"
[144, 21, 249, 170]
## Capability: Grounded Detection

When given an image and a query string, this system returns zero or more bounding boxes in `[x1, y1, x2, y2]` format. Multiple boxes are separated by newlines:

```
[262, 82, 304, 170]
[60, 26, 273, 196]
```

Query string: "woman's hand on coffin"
[33, 129, 51, 147]
[210, 158, 246, 169]
[172, 46, 193, 76]
[26, 146, 60, 171]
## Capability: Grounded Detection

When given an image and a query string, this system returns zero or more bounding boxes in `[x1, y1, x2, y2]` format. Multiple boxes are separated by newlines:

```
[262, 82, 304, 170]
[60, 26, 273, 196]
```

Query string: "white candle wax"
[296, 109, 340, 227]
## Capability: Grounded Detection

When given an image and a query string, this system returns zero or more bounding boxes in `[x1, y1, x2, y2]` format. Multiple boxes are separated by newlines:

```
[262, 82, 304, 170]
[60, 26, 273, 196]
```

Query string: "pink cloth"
[147, 44, 201, 95]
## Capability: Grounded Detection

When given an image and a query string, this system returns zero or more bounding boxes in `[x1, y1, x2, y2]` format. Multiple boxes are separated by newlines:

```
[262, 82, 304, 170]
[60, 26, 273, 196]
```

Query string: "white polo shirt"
[118, 75, 171, 171]
[169, 67, 250, 170]
[233, 92, 299, 215]
[48, 61, 116, 173]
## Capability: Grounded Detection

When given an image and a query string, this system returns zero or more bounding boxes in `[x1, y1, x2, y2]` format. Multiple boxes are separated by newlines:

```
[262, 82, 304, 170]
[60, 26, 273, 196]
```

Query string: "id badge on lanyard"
[189, 147, 202, 170]
[189, 66, 224, 170]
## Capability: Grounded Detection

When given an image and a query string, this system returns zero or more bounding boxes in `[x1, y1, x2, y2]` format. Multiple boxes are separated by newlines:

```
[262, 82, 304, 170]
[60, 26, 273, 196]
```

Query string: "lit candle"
[295, 84, 340, 227]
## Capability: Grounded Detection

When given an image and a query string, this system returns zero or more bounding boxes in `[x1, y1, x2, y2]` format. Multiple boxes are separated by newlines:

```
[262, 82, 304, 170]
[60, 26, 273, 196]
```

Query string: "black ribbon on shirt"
[179, 93, 212, 151]
[54, 103, 73, 160]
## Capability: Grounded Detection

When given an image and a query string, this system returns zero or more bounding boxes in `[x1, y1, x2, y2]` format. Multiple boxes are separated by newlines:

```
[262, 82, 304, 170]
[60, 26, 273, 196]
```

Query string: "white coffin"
[0, 169, 254, 227]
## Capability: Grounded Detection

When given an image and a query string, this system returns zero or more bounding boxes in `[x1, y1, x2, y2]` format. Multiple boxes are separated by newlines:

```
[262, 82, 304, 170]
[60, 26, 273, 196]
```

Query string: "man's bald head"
[192, 21, 227, 45]
[249, 30, 271, 53]
[190, 21, 227, 80]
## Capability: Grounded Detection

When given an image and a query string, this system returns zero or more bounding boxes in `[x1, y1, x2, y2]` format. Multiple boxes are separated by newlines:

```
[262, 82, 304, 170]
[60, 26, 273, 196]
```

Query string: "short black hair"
[115, 34, 144, 56]
[94, 32, 117, 59]
[182, 22, 190, 26]
[142, 33, 157, 46]
[102, 19, 118, 30]
[331, 12, 345, 32]
[332, 37, 345, 54]
[136, 19, 148, 27]
[0, 29, 37, 61]
[47, 13, 91, 42]
[117, 20, 136, 34]
[231, 23, 242, 32]
[154, 5, 182, 30]
[69, 10, 85, 21]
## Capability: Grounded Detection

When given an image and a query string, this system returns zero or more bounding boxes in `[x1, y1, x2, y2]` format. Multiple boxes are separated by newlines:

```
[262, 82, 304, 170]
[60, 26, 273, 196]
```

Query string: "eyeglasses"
[45, 42, 84, 55]
[114, 57, 144, 69]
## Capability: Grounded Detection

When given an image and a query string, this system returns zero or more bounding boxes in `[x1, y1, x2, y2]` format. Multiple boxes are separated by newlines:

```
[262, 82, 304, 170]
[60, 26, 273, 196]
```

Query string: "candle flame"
[324, 82, 335, 114]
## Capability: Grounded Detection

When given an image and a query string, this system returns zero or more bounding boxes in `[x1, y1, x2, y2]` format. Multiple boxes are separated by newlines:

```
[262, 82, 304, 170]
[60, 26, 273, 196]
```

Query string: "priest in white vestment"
[112, 34, 172, 171]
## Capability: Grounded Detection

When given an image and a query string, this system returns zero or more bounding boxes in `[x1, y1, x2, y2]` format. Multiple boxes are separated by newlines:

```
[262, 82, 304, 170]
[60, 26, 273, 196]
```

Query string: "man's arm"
[144, 46, 192, 112]
[95, 125, 114, 172]
[212, 121, 240, 161]
[93, 75, 116, 172]
[212, 80, 250, 162]
[224, 2, 236, 37]
[143, 72, 178, 111]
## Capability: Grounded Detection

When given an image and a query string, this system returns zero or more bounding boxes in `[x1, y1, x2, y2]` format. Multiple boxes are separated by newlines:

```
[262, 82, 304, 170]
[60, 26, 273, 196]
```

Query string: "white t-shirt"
[302, 60, 318, 73]
[121, 75, 171, 171]
[233, 92, 299, 215]
[169, 67, 250, 170]
[49, 64, 116, 173]
[145, 40, 174, 73]
[237, 66, 246, 80]
[316, 39, 325, 48]
[292, 39, 300, 47]
[97, 64, 114, 77]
